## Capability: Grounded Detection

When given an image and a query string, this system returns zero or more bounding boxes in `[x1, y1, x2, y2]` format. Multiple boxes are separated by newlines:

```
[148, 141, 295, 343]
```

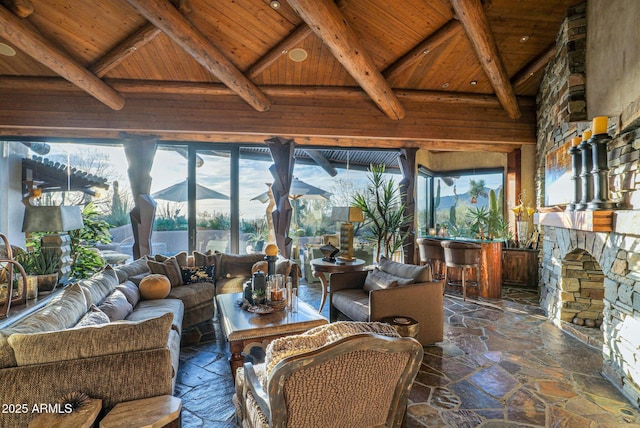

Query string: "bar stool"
[441, 240, 481, 301]
[416, 237, 445, 279]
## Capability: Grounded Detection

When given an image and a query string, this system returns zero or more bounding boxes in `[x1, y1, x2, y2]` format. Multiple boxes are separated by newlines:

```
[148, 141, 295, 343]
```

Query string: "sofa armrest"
[0, 348, 173, 427]
[329, 271, 369, 293]
[369, 280, 444, 346]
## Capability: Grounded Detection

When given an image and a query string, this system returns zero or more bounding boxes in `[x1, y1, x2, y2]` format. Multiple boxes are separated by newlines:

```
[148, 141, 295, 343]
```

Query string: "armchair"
[329, 257, 444, 345]
[233, 321, 423, 428]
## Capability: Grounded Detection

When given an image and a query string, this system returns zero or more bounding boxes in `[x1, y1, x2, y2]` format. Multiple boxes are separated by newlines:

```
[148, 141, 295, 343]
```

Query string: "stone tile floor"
[175, 283, 640, 427]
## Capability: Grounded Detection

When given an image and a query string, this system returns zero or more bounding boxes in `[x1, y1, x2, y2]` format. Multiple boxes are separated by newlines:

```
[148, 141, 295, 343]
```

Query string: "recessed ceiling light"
[288, 48, 308, 62]
[0, 42, 16, 57]
[520, 35, 530, 43]
[470, 80, 478, 86]
[270, 1, 281, 9]
[441, 82, 449, 89]
[423, 49, 430, 55]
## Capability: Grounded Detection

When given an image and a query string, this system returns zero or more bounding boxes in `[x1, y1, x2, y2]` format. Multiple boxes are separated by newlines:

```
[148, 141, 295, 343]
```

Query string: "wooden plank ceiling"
[0, 0, 581, 152]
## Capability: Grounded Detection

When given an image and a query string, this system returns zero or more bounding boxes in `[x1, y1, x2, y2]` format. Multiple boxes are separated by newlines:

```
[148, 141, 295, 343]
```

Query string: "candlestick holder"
[576, 139, 593, 211]
[566, 144, 582, 211]
[587, 132, 616, 210]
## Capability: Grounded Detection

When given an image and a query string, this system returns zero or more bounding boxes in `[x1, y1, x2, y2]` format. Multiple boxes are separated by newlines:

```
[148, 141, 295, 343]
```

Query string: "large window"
[417, 167, 504, 237]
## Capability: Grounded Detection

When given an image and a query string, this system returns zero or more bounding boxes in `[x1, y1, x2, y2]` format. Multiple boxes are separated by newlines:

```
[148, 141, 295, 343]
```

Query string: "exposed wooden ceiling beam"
[286, 0, 406, 120]
[125, 0, 271, 112]
[90, 23, 162, 78]
[0, 77, 536, 108]
[246, 24, 313, 79]
[512, 43, 557, 92]
[450, 0, 521, 119]
[0, 5, 125, 110]
[0, 0, 32, 18]
[383, 20, 464, 82]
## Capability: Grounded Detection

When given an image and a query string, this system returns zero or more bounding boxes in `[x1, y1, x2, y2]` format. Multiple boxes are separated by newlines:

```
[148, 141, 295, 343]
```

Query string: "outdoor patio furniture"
[233, 321, 423, 428]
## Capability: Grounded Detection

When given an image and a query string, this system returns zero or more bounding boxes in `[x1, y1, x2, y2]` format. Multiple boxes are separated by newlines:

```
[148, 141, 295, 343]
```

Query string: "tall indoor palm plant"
[352, 165, 412, 262]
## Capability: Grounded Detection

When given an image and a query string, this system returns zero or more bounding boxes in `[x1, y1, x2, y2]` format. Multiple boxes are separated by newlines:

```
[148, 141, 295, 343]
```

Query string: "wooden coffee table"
[217, 292, 328, 377]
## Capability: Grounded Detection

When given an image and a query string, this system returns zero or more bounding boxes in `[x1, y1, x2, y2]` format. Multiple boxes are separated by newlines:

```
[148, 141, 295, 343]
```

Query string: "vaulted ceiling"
[0, 0, 581, 152]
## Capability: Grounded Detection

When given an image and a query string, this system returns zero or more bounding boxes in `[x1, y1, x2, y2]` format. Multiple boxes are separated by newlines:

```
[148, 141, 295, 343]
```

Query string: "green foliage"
[352, 164, 412, 262]
[469, 179, 487, 200]
[69, 202, 110, 279]
[434, 180, 441, 211]
[16, 248, 60, 275]
[449, 205, 457, 227]
[198, 212, 231, 230]
[102, 181, 132, 227]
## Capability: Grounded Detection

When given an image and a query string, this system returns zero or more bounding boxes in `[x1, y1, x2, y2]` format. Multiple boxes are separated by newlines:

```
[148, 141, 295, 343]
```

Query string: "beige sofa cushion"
[75, 304, 110, 327]
[168, 281, 215, 311]
[363, 269, 414, 292]
[98, 290, 134, 321]
[116, 280, 141, 307]
[378, 256, 432, 282]
[215, 253, 264, 279]
[79, 265, 119, 305]
[331, 289, 370, 322]
[7, 313, 173, 366]
[113, 257, 150, 283]
[125, 299, 184, 335]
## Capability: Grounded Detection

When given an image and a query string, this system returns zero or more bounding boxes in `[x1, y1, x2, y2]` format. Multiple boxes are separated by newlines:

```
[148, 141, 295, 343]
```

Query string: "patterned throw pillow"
[180, 266, 215, 284]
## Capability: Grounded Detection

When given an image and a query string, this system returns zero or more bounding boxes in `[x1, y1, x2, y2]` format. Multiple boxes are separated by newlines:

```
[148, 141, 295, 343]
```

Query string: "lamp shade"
[22, 205, 84, 232]
[331, 206, 364, 223]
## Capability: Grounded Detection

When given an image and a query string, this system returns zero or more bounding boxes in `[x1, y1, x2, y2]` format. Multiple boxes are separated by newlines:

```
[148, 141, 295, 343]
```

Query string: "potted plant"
[352, 165, 412, 262]
[19, 248, 60, 293]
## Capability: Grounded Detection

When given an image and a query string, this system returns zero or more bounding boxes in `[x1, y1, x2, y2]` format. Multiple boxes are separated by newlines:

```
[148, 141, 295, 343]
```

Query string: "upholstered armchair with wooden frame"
[329, 256, 444, 346]
[234, 322, 423, 428]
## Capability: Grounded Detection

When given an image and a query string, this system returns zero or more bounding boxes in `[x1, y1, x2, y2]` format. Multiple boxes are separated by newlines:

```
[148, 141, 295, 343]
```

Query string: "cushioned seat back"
[441, 240, 481, 266]
[417, 238, 445, 263]
[264, 323, 423, 428]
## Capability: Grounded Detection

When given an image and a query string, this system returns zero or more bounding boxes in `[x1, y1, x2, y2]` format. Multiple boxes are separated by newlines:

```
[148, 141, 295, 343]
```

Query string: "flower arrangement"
[510, 192, 536, 247]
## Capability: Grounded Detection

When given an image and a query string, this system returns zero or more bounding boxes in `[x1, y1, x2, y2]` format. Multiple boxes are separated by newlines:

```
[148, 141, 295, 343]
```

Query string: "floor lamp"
[331, 206, 363, 261]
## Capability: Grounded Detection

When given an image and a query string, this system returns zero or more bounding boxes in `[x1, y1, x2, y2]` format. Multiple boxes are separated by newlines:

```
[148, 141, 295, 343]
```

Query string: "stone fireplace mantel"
[535, 210, 640, 236]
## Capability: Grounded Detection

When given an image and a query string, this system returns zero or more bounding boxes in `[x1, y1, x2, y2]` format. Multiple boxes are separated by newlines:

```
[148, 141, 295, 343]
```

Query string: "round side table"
[380, 316, 419, 339]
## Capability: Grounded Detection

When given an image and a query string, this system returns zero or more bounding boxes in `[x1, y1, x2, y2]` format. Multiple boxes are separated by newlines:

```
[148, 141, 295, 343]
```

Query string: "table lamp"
[331, 206, 364, 261]
[22, 205, 84, 282]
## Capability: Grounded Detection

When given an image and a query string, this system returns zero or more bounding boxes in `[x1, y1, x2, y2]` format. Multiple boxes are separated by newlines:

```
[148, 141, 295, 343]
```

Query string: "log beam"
[286, 0, 405, 120]
[383, 20, 464, 82]
[512, 44, 557, 92]
[0, 0, 32, 18]
[247, 24, 313, 79]
[450, 0, 520, 119]
[90, 23, 162, 77]
[125, 0, 271, 112]
[0, 5, 125, 110]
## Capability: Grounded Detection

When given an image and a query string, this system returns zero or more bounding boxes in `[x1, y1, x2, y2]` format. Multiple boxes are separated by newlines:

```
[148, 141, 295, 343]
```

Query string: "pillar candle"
[592, 116, 608, 135]
[572, 137, 581, 147]
[582, 130, 592, 141]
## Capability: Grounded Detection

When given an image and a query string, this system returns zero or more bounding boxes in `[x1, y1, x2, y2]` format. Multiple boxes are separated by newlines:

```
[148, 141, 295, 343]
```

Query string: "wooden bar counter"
[423, 237, 503, 299]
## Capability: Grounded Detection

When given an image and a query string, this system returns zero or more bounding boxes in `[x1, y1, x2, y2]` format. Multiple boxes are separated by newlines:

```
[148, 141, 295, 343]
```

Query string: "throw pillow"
[98, 290, 134, 322]
[378, 255, 432, 283]
[8, 313, 174, 366]
[79, 265, 119, 306]
[139, 274, 171, 299]
[193, 250, 215, 267]
[116, 280, 141, 307]
[75, 304, 110, 327]
[363, 269, 402, 292]
[180, 266, 214, 284]
[146, 257, 183, 287]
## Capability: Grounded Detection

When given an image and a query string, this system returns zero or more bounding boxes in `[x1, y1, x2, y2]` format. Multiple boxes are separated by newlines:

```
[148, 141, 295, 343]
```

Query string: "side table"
[380, 316, 419, 339]
[99, 395, 181, 428]
[310, 258, 365, 312]
[29, 398, 102, 428]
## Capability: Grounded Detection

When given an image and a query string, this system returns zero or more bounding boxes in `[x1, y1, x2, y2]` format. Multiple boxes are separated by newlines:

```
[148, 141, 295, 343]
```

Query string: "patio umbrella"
[152, 179, 229, 202]
[251, 177, 332, 203]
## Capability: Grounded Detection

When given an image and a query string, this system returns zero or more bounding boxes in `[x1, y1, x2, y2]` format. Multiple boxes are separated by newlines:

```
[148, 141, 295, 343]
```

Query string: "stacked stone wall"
[536, 1, 640, 409]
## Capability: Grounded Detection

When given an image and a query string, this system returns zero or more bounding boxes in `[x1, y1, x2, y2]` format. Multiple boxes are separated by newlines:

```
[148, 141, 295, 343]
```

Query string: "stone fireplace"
[537, 212, 640, 408]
